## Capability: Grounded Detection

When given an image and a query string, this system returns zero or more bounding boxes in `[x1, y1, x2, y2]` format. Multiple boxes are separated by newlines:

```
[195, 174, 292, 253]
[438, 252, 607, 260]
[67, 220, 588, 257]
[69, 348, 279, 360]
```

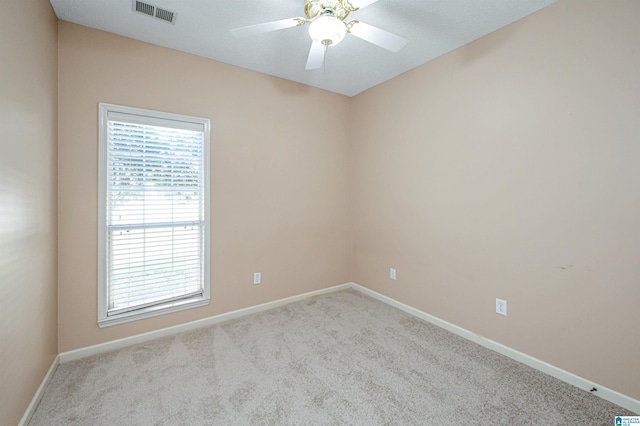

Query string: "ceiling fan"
[230, 0, 408, 70]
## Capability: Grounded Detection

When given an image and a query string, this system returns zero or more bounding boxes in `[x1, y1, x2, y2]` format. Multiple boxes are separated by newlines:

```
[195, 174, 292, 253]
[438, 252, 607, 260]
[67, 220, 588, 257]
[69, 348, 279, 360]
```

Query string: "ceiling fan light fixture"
[308, 15, 347, 46]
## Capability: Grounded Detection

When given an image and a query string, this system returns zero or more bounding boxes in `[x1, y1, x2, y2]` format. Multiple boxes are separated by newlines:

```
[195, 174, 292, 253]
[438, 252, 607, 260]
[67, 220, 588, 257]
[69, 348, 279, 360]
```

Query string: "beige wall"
[352, 0, 640, 400]
[57, 22, 352, 352]
[0, 0, 58, 423]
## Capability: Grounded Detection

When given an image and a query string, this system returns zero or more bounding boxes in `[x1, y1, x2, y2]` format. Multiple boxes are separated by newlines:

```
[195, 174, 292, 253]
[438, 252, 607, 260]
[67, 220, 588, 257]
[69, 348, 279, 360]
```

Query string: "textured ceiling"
[49, 0, 557, 97]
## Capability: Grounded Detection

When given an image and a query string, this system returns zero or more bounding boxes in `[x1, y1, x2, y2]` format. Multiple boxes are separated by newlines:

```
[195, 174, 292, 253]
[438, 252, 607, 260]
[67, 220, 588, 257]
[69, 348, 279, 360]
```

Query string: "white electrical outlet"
[253, 272, 261, 285]
[390, 268, 397, 280]
[496, 298, 507, 316]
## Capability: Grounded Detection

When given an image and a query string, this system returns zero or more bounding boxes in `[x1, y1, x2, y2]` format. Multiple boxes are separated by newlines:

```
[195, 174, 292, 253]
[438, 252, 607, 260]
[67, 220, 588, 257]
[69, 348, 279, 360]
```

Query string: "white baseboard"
[53, 280, 639, 414]
[19, 355, 59, 426]
[350, 283, 640, 414]
[59, 283, 352, 363]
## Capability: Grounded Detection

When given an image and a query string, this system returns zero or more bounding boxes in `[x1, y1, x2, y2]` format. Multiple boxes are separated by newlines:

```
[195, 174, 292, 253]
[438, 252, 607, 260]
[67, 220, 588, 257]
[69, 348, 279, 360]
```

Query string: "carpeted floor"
[30, 289, 633, 425]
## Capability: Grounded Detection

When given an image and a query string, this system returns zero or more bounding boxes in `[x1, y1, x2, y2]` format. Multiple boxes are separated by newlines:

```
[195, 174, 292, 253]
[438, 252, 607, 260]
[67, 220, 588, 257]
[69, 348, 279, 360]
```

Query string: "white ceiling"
[49, 0, 557, 97]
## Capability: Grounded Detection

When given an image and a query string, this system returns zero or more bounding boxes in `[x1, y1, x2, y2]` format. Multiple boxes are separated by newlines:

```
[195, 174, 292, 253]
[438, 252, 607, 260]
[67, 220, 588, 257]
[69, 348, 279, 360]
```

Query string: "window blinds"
[105, 116, 205, 316]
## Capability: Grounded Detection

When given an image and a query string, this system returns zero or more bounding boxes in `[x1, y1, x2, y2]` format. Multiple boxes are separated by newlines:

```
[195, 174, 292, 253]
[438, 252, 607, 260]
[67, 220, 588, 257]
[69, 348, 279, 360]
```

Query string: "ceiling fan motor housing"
[304, 0, 355, 21]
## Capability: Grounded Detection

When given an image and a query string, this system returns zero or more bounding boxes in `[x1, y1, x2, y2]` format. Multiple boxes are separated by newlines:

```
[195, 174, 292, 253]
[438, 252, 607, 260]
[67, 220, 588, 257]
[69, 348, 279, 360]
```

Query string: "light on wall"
[308, 15, 347, 46]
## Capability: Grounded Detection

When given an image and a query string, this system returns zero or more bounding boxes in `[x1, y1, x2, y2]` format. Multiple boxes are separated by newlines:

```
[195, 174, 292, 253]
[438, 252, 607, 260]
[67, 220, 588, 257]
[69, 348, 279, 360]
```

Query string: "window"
[98, 103, 210, 327]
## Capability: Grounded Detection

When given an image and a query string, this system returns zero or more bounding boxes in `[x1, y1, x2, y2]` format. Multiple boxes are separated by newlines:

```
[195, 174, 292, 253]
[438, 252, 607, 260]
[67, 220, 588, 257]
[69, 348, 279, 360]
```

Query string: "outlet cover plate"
[496, 298, 507, 316]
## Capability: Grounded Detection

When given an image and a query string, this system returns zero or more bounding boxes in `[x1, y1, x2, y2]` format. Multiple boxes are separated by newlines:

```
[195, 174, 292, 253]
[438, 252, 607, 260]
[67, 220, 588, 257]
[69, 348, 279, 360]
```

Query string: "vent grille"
[133, 1, 176, 24]
[154, 7, 175, 23]
[134, 1, 154, 16]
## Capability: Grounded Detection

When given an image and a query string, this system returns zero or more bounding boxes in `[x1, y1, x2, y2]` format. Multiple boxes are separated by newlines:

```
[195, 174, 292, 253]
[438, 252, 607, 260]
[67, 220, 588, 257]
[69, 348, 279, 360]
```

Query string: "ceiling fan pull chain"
[323, 44, 327, 73]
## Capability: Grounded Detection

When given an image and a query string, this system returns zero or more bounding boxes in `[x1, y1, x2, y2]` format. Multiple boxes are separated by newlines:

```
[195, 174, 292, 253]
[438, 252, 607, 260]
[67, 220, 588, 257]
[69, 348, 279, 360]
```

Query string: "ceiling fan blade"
[349, 0, 380, 9]
[306, 41, 325, 70]
[231, 18, 303, 38]
[348, 21, 408, 52]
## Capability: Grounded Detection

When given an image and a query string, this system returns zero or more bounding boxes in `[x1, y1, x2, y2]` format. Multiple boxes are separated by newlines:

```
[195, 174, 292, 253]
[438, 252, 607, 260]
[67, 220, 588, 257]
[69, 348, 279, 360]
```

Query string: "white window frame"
[98, 103, 211, 327]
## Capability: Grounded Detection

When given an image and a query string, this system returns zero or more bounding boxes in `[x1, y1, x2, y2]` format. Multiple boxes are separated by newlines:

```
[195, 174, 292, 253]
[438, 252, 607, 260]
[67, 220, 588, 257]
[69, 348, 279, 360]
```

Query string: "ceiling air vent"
[154, 7, 175, 23]
[133, 1, 176, 24]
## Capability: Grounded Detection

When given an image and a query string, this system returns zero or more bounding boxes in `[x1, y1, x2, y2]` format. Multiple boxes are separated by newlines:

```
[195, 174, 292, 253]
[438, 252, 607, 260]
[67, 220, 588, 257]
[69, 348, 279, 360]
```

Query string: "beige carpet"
[30, 289, 633, 425]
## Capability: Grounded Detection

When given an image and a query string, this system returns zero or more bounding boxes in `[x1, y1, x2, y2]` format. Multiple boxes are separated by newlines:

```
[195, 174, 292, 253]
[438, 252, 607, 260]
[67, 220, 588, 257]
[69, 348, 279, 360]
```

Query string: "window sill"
[97, 296, 210, 328]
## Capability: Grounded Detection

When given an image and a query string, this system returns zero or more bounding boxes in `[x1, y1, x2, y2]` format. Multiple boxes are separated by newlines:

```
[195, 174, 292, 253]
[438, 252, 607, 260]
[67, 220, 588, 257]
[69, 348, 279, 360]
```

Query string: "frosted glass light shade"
[308, 15, 347, 45]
